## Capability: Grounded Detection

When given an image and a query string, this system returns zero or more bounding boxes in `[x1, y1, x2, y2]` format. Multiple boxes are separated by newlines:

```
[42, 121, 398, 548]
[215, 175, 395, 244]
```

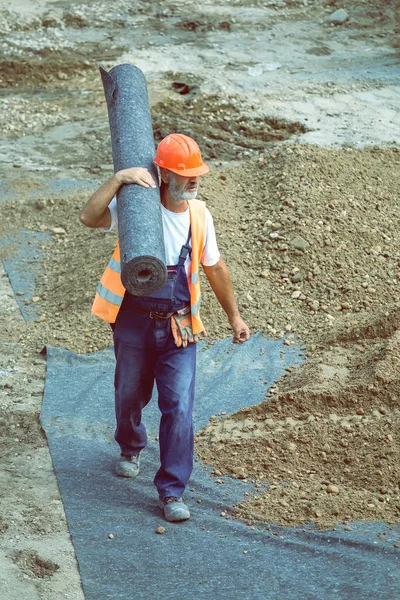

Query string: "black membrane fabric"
[0, 230, 51, 321]
[40, 335, 400, 600]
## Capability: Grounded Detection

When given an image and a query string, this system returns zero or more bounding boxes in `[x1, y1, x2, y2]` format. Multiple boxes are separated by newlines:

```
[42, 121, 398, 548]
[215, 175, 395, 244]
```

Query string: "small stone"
[290, 272, 303, 283]
[341, 421, 352, 431]
[327, 8, 349, 25]
[243, 550, 248, 555]
[311, 300, 320, 311]
[291, 290, 302, 299]
[290, 236, 309, 251]
[344, 525, 353, 531]
[52, 227, 67, 235]
[32, 296, 40, 302]
[57, 71, 68, 80]
[326, 484, 339, 494]
[155, 526, 166, 534]
[260, 271, 269, 278]
[220, 512, 227, 517]
[108, 533, 114, 539]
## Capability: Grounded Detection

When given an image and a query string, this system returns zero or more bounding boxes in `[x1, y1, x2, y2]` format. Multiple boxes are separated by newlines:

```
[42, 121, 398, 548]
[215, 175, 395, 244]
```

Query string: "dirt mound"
[152, 94, 306, 161]
[196, 306, 400, 529]
[0, 45, 124, 89]
[1, 144, 399, 357]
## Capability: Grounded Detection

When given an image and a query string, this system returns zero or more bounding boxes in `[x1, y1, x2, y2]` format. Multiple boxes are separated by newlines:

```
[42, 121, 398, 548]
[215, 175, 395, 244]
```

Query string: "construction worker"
[80, 133, 250, 522]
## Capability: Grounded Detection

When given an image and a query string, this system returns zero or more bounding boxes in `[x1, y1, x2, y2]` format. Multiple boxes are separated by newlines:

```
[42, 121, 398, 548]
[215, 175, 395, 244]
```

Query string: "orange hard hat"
[154, 133, 209, 177]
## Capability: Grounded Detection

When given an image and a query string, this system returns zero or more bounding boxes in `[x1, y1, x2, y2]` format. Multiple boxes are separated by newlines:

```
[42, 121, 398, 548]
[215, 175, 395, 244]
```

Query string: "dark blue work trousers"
[113, 306, 196, 498]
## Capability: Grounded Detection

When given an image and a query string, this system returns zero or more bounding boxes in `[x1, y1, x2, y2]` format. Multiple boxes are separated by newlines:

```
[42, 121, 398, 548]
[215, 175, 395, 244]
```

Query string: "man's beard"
[168, 178, 198, 204]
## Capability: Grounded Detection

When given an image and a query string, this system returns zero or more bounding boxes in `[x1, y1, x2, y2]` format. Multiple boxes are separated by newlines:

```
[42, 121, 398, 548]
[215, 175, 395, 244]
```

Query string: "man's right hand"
[80, 168, 157, 229]
[115, 167, 157, 188]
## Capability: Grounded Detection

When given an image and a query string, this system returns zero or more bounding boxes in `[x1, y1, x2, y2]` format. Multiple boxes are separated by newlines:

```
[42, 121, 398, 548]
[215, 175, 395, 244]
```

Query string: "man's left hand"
[229, 316, 251, 344]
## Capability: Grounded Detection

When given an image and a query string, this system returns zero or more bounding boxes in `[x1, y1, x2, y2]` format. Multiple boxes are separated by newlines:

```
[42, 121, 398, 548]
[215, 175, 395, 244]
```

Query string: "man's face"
[168, 172, 199, 204]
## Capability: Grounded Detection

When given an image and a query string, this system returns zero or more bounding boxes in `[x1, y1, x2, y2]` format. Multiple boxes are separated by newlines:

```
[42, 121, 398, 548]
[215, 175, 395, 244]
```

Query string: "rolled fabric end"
[121, 255, 167, 296]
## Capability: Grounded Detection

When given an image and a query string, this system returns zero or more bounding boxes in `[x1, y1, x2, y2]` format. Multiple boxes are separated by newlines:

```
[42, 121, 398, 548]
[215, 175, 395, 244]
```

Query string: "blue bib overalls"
[113, 230, 196, 499]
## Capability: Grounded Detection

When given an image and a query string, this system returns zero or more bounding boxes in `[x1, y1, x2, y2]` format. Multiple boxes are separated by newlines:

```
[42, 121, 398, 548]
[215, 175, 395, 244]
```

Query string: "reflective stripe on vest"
[187, 200, 206, 334]
[91, 199, 207, 331]
[96, 282, 124, 305]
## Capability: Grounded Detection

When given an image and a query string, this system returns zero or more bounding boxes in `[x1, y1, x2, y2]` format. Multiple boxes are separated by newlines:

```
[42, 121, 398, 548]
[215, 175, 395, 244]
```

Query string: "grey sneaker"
[158, 496, 191, 522]
[115, 453, 141, 478]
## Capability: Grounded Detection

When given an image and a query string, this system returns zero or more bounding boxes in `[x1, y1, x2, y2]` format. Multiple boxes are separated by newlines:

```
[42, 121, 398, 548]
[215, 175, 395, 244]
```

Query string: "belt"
[128, 305, 177, 321]
[149, 311, 175, 321]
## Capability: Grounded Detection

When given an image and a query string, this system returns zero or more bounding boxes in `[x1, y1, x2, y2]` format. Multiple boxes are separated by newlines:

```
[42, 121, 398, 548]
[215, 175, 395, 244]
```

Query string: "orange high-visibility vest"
[91, 199, 206, 334]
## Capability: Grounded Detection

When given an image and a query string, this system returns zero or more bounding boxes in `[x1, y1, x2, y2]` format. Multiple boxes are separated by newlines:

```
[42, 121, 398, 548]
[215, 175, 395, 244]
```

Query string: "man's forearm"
[80, 174, 122, 228]
[203, 258, 240, 323]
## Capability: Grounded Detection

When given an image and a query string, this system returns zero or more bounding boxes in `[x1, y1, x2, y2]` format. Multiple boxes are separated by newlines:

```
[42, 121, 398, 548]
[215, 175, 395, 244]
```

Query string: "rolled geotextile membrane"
[100, 64, 167, 296]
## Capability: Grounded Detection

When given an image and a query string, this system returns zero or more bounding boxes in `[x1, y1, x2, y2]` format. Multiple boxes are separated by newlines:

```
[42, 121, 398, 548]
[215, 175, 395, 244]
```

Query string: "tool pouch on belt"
[171, 306, 206, 348]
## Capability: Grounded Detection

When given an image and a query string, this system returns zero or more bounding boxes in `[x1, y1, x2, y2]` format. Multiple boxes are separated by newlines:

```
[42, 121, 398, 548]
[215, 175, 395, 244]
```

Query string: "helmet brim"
[154, 162, 210, 177]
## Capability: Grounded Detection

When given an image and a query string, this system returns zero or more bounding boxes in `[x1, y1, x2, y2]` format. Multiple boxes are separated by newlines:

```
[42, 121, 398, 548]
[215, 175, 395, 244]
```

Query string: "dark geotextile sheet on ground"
[0, 180, 96, 321]
[0, 230, 50, 321]
[40, 337, 400, 600]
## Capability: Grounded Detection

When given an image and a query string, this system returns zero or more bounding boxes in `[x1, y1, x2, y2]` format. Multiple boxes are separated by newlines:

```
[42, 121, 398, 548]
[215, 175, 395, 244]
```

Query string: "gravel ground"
[1, 0, 400, 597]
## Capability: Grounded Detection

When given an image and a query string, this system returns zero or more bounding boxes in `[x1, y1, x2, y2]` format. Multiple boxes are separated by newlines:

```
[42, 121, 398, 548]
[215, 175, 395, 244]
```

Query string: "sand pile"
[196, 306, 400, 529]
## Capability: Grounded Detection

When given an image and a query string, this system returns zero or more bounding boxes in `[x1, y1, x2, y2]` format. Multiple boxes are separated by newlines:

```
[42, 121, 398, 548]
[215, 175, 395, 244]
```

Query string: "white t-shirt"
[105, 197, 220, 276]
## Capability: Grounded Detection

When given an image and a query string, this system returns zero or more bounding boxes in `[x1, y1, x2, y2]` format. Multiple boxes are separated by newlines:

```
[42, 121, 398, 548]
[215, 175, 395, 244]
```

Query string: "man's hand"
[116, 167, 157, 188]
[229, 316, 251, 344]
[80, 167, 157, 228]
[203, 259, 251, 345]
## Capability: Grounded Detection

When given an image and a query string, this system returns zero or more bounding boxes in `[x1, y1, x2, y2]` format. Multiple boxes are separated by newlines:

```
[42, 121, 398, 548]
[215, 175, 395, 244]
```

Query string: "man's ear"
[160, 168, 170, 185]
